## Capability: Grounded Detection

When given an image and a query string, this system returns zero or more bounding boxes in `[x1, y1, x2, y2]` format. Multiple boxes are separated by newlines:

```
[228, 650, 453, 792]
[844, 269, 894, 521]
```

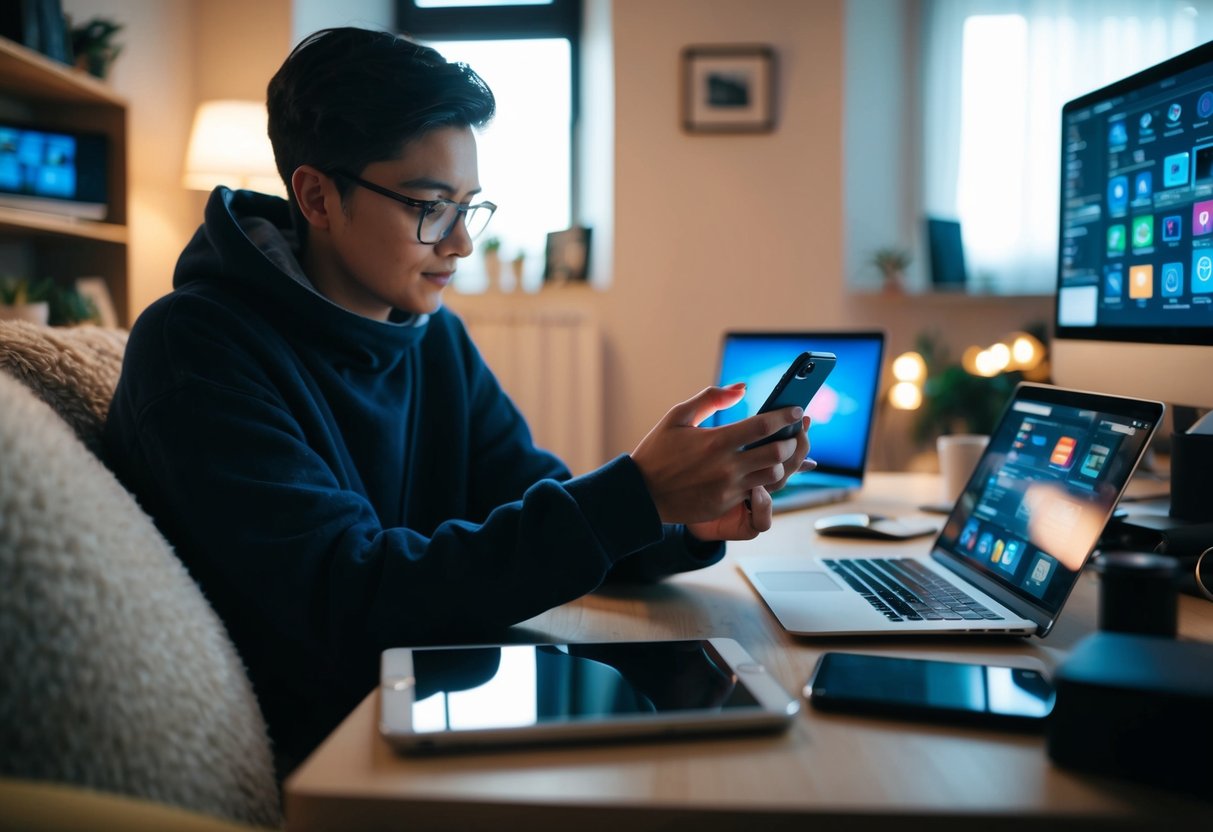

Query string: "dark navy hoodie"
[104, 187, 724, 767]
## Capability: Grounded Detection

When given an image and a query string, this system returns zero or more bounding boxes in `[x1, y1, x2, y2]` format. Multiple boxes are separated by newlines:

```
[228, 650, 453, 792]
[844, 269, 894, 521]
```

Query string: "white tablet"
[379, 638, 800, 754]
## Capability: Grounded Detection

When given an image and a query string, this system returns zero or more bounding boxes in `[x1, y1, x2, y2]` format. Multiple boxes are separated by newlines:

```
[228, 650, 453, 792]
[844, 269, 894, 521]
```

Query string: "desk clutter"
[1047, 551, 1213, 799]
[1047, 632, 1213, 798]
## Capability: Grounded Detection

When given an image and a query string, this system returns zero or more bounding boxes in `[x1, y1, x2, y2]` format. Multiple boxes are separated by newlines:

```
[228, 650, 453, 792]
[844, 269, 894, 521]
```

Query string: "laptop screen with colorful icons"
[936, 383, 1163, 619]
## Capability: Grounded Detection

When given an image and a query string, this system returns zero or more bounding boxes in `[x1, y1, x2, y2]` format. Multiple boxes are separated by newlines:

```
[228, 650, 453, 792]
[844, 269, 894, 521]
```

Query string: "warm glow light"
[183, 100, 284, 195]
[988, 342, 1011, 371]
[961, 345, 983, 375]
[974, 349, 1001, 377]
[889, 381, 923, 410]
[1011, 333, 1043, 369]
[892, 351, 927, 383]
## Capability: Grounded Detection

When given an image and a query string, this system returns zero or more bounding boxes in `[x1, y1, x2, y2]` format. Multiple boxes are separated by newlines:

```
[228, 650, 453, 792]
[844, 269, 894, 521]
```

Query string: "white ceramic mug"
[936, 433, 989, 504]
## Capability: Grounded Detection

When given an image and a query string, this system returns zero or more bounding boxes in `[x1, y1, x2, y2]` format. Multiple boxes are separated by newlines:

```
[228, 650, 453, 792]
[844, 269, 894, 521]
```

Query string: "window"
[922, 0, 1213, 294]
[397, 0, 581, 293]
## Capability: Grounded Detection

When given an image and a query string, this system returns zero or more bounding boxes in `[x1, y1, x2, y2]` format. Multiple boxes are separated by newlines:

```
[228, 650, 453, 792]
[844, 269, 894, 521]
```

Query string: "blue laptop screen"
[706, 332, 885, 480]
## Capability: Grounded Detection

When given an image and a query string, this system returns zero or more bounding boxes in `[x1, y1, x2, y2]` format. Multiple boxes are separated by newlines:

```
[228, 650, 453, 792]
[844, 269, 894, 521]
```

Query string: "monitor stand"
[1105, 409, 1213, 554]
[1111, 496, 1203, 536]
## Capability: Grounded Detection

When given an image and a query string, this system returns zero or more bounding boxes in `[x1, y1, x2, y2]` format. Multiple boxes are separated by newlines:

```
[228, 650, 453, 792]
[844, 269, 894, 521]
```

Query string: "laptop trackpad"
[755, 571, 842, 592]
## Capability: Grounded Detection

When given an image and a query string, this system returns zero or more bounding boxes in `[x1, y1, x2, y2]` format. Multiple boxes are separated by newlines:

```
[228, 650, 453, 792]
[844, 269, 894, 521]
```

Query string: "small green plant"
[872, 247, 911, 273]
[910, 330, 1019, 444]
[481, 236, 502, 255]
[871, 247, 911, 292]
[0, 277, 31, 306]
[0, 277, 99, 325]
[69, 17, 124, 79]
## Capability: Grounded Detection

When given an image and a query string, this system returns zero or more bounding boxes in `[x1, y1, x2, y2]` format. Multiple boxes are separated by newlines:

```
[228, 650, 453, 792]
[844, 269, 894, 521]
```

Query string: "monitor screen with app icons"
[1056, 45, 1213, 334]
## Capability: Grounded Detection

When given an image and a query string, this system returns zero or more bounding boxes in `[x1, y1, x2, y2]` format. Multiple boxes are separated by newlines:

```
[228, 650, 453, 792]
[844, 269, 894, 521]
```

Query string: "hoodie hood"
[174, 187, 429, 356]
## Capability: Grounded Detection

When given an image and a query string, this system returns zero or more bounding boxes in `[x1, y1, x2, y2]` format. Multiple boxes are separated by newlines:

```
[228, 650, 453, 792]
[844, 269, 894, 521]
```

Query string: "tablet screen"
[406, 640, 761, 734]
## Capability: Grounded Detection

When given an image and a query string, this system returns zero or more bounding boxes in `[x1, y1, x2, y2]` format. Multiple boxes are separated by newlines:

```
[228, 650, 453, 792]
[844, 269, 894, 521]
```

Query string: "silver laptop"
[706, 331, 885, 512]
[739, 383, 1164, 637]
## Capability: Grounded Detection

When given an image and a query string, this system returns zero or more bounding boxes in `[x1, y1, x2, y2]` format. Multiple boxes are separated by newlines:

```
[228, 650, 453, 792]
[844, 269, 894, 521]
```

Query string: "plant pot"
[0, 302, 50, 325]
[484, 251, 502, 290]
[76, 49, 118, 80]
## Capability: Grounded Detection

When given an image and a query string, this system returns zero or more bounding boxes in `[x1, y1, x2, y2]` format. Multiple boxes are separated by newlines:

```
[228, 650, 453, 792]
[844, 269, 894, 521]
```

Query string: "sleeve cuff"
[562, 454, 665, 565]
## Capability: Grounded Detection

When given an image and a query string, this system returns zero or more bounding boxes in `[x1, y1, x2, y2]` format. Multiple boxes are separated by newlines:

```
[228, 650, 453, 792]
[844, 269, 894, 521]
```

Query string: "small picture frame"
[543, 226, 592, 285]
[682, 45, 776, 134]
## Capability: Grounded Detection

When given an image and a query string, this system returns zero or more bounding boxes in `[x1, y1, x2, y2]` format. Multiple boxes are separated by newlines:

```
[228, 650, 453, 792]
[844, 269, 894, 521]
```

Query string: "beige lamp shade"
[183, 100, 284, 195]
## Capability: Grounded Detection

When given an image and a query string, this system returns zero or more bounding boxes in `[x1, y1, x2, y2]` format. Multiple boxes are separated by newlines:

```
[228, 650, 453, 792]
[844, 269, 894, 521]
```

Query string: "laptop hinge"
[930, 548, 1053, 635]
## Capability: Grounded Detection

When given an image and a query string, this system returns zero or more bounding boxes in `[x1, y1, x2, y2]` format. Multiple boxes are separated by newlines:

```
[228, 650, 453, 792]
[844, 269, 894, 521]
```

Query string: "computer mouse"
[813, 513, 938, 541]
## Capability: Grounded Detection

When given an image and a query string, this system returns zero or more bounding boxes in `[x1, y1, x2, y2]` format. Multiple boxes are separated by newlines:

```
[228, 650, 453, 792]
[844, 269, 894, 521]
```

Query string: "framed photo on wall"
[543, 226, 592, 285]
[681, 45, 776, 134]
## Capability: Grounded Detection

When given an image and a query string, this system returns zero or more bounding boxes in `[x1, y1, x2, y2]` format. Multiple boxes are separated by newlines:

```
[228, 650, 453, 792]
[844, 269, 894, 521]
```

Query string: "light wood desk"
[285, 473, 1213, 831]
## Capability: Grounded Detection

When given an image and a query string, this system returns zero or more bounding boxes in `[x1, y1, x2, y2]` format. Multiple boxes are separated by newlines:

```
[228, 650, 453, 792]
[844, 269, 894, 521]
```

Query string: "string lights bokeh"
[888, 352, 926, 410]
[889, 330, 1047, 411]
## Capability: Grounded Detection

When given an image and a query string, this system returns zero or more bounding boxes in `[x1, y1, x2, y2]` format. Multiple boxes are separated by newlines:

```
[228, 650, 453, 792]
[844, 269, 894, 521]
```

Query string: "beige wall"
[602, 0, 848, 457]
[597, 0, 1048, 469]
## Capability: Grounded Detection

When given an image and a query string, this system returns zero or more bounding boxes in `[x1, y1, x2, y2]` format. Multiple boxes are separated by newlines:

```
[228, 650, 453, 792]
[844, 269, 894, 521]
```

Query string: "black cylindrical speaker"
[1092, 551, 1180, 637]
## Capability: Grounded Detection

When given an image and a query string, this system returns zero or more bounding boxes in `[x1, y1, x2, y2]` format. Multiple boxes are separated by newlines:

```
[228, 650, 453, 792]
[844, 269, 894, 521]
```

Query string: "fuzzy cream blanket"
[0, 320, 128, 456]
[0, 364, 281, 826]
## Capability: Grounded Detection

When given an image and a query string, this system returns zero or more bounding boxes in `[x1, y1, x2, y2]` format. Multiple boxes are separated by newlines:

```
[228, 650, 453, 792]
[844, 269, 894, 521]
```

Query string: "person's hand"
[630, 384, 808, 525]
[766, 413, 813, 494]
[686, 485, 773, 542]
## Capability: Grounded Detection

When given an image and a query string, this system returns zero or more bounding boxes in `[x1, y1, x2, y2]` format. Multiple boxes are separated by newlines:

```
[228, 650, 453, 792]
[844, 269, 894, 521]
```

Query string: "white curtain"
[922, 0, 1213, 294]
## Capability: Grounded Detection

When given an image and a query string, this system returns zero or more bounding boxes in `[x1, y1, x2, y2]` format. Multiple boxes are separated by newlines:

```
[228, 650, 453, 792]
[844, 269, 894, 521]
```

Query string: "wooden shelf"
[0, 37, 125, 106]
[0, 35, 129, 324]
[848, 287, 1052, 301]
[0, 206, 127, 244]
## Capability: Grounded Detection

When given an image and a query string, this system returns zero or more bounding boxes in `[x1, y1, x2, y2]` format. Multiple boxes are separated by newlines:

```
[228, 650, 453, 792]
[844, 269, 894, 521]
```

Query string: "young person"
[104, 27, 811, 770]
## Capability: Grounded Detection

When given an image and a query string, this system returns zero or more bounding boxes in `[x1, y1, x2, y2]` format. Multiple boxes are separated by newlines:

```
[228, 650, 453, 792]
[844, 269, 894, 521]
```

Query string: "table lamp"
[183, 100, 284, 196]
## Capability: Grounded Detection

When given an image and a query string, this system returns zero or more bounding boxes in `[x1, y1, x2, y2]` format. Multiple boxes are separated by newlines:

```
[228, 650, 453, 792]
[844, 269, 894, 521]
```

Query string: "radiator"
[459, 310, 604, 475]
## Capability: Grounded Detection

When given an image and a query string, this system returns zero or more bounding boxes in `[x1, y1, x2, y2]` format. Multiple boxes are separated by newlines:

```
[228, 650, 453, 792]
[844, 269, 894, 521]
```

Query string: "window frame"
[396, 0, 585, 291]
[396, 0, 583, 124]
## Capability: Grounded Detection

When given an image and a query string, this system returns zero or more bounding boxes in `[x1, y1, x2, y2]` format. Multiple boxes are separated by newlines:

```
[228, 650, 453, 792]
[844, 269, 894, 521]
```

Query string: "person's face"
[308, 126, 482, 320]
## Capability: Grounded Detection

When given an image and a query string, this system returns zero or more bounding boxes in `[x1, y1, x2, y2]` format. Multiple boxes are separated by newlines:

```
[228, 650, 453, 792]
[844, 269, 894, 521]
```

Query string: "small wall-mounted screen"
[0, 123, 108, 220]
[926, 217, 967, 288]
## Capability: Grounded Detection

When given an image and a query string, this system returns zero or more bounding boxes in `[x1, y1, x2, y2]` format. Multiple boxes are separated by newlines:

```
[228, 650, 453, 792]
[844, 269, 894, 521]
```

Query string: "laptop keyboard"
[822, 558, 1005, 623]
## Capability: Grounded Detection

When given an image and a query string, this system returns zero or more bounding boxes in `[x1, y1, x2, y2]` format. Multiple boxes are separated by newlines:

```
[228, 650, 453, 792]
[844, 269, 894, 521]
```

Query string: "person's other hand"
[630, 384, 807, 525]
[686, 485, 773, 542]
[768, 414, 812, 494]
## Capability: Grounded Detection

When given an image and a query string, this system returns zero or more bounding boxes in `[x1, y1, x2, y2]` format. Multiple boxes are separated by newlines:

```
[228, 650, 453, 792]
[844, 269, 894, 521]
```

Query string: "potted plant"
[910, 330, 1020, 445]
[509, 252, 526, 291]
[481, 237, 502, 289]
[872, 247, 911, 293]
[0, 277, 99, 326]
[0, 278, 50, 324]
[69, 17, 124, 80]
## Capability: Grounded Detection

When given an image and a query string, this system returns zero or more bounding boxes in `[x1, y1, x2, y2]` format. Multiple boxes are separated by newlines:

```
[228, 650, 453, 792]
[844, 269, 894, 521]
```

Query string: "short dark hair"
[266, 27, 495, 202]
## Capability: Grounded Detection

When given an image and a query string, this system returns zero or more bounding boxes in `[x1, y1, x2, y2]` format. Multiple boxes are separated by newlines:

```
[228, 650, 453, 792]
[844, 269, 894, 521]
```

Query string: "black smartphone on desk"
[805, 652, 1054, 730]
[744, 351, 836, 450]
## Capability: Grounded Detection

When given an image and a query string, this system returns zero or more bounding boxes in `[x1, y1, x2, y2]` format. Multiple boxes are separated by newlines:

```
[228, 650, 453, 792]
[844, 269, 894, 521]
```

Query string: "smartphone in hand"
[743, 351, 836, 450]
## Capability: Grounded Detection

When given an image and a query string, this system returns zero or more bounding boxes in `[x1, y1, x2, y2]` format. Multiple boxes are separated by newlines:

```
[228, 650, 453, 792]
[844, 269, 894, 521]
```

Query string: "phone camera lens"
[796, 362, 815, 379]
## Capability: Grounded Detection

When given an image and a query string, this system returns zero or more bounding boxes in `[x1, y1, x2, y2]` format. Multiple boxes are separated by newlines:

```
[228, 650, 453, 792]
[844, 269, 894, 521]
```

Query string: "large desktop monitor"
[1053, 40, 1213, 412]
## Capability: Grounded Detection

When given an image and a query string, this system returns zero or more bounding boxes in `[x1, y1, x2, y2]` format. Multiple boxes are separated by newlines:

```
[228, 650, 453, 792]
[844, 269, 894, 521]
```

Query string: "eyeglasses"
[328, 169, 496, 245]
